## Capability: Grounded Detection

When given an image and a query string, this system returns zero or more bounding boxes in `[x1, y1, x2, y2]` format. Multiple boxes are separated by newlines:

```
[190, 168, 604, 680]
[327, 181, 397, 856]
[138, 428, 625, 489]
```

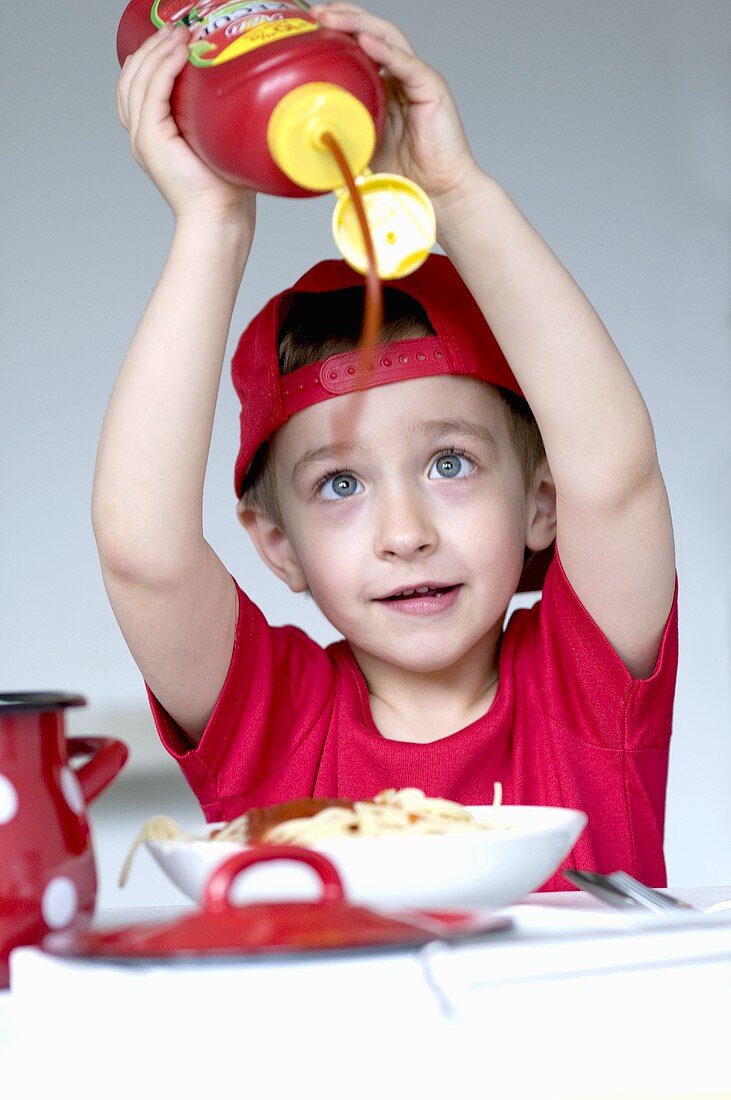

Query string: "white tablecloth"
[3, 886, 731, 1100]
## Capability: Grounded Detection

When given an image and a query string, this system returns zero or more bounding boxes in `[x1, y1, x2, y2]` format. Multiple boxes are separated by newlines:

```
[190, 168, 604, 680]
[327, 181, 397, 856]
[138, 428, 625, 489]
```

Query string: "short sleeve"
[146, 580, 335, 818]
[536, 547, 678, 751]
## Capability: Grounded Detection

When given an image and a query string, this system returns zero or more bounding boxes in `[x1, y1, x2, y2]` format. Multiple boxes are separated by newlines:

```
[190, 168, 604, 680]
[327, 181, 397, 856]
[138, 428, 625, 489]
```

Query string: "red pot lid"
[42, 846, 511, 960]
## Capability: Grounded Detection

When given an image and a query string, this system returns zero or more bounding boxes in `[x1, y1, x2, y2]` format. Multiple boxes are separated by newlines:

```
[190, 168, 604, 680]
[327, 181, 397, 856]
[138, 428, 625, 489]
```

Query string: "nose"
[372, 483, 439, 561]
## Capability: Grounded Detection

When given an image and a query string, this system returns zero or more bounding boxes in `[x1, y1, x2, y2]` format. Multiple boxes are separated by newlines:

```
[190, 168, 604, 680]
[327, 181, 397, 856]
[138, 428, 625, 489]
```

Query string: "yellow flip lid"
[332, 172, 436, 280]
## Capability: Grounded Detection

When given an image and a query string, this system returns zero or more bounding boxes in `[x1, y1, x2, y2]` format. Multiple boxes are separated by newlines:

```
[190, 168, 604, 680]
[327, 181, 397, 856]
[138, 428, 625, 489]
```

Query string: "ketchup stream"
[321, 131, 383, 357]
[320, 131, 383, 441]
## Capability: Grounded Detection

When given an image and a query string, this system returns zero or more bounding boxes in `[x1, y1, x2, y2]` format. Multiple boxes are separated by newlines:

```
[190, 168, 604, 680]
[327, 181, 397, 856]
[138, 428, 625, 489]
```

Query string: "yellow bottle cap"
[332, 173, 436, 279]
[267, 82, 376, 192]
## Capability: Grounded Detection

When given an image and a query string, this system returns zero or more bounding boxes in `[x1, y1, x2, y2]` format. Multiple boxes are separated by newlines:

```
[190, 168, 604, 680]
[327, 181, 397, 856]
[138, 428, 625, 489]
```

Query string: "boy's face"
[246, 375, 554, 678]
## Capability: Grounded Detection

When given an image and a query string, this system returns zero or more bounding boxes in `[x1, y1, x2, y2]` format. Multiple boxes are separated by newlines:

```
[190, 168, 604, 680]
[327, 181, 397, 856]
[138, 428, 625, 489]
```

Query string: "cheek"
[293, 503, 363, 558]
[287, 510, 364, 606]
[302, 556, 363, 633]
[437, 478, 526, 535]
[442, 485, 528, 577]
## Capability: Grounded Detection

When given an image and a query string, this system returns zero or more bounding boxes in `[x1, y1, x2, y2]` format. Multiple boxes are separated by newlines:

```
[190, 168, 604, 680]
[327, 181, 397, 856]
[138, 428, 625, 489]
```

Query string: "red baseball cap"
[231, 253, 553, 591]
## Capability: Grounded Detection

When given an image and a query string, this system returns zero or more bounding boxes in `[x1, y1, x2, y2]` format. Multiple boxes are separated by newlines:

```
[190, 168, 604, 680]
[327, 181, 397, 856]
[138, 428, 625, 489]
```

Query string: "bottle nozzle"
[267, 82, 376, 192]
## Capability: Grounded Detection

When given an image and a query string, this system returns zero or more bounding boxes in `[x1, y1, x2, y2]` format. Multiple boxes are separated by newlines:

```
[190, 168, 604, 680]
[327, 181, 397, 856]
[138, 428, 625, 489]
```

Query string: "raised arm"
[313, 3, 675, 678]
[436, 178, 675, 677]
[92, 26, 256, 743]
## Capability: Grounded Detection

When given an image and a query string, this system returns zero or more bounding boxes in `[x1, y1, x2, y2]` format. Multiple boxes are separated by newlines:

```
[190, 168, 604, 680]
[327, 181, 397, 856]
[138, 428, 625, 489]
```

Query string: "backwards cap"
[231, 253, 552, 590]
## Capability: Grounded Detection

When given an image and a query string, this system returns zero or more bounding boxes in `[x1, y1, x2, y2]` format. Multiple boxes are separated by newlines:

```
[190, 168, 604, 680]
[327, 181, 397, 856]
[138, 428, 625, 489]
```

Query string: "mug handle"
[67, 737, 129, 805]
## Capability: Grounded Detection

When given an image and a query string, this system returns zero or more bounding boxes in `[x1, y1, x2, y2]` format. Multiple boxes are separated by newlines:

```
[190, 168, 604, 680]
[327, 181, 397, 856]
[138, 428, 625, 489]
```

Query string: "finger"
[382, 73, 409, 113]
[118, 24, 174, 126]
[118, 25, 186, 132]
[310, 3, 415, 55]
[352, 30, 445, 107]
[124, 27, 188, 145]
[310, 4, 444, 106]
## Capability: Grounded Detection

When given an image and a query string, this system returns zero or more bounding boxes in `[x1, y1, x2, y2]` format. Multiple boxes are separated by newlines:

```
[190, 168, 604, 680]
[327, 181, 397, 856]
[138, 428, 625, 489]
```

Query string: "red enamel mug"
[0, 693, 128, 987]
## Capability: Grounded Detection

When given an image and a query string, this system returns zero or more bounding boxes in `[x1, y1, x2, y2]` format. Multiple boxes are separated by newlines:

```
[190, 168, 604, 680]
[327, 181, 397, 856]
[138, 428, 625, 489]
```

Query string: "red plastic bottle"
[117, 1, 388, 197]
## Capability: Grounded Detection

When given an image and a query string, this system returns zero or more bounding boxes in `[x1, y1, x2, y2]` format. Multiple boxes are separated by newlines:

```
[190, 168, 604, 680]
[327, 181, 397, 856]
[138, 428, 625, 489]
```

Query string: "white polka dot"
[41, 877, 78, 929]
[60, 767, 85, 815]
[0, 774, 19, 824]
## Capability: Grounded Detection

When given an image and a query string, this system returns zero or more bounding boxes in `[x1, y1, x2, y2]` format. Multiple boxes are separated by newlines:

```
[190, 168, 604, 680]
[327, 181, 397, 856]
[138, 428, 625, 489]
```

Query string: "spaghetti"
[119, 785, 504, 887]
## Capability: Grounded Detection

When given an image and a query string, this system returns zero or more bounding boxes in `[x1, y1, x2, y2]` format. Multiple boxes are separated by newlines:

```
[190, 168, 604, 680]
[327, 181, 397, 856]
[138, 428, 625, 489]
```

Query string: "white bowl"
[145, 805, 587, 911]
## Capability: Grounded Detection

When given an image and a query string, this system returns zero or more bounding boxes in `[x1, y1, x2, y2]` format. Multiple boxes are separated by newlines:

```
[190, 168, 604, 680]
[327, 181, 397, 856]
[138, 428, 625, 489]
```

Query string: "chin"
[363, 637, 481, 675]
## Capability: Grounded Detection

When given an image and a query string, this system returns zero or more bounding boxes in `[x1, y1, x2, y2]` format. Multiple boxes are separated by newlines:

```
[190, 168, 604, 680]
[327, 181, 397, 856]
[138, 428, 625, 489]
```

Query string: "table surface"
[4, 885, 731, 1100]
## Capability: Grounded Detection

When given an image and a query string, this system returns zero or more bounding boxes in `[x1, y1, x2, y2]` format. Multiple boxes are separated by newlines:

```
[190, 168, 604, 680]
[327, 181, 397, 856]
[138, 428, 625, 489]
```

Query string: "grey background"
[1, 2, 729, 905]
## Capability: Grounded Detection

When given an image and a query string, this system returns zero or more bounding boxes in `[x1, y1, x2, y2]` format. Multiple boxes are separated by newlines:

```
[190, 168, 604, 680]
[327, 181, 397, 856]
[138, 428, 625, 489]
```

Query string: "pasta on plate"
[119, 785, 504, 887]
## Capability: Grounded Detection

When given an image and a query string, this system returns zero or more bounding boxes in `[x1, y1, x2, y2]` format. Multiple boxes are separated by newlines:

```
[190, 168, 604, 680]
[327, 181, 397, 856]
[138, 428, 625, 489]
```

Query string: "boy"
[94, 4, 677, 889]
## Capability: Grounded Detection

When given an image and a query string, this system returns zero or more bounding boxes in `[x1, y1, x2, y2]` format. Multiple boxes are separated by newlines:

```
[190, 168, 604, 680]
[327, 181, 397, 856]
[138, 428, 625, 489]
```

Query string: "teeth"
[393, 586, 439, 597]
[387, 585, 453, 599]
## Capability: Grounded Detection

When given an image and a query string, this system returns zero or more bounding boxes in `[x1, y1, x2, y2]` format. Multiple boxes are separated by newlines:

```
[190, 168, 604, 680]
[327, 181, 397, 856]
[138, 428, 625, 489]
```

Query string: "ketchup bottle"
[116, 1, 388, 198]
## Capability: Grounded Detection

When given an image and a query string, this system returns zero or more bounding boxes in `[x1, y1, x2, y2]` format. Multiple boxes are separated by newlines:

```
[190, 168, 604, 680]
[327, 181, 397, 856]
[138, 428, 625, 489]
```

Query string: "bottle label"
[151, 2, 318, 67]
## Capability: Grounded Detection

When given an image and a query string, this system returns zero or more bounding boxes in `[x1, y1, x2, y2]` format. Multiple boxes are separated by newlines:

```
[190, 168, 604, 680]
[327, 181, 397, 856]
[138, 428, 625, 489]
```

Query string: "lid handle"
[202, 846, 346, 915]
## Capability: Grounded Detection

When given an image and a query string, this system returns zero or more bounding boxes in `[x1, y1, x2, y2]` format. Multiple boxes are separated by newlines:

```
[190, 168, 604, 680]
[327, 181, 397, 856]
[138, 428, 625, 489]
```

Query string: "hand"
[309, 3, 483, 205]
[117, 25, 256, 227]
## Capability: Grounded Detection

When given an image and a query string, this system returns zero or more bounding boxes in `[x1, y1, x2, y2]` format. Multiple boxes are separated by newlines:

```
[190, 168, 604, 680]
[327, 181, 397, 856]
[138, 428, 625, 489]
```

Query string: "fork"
[564, 870, 696, 915]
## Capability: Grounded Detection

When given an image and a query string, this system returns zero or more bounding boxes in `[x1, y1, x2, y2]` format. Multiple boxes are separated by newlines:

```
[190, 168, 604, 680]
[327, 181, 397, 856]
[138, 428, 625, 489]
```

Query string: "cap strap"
[281, 336, 456, 416]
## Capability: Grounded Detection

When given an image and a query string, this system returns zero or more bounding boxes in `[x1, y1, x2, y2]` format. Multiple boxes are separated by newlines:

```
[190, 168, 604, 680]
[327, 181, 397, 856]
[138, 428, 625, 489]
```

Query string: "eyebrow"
[292, 441, 363, 483]
[291, 418, 498, 482]
[406, 418, 499, 452]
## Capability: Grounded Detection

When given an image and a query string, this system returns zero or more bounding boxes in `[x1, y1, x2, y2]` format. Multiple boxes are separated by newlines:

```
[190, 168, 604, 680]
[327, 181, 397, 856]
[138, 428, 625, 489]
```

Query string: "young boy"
[95, 4, 677, 890]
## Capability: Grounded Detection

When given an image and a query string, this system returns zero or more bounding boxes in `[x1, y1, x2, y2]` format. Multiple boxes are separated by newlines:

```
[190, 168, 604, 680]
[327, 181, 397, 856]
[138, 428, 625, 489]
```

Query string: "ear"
[525, 458, 557, 552]
[237, 501, 309, 593]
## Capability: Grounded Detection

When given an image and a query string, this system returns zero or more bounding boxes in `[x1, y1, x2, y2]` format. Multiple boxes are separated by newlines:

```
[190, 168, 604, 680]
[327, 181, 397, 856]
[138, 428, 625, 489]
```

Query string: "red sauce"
[226, 797, 356, 843]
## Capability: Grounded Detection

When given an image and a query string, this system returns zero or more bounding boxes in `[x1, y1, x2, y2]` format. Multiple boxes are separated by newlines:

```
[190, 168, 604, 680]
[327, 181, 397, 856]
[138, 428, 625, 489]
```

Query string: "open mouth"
[374, 584, 462, 616]
[384, 585, 452, 602]
[382, 585, 459, 602]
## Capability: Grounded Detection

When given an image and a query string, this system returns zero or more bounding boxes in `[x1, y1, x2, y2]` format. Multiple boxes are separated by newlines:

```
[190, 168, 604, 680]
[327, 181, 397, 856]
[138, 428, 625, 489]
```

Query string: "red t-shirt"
[148, 550, 678, 890]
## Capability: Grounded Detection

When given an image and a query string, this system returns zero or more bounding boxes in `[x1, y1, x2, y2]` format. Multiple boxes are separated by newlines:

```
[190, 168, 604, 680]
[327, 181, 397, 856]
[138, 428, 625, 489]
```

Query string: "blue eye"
[319, 472, 363, 500]
[429, 451, 475, 480]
